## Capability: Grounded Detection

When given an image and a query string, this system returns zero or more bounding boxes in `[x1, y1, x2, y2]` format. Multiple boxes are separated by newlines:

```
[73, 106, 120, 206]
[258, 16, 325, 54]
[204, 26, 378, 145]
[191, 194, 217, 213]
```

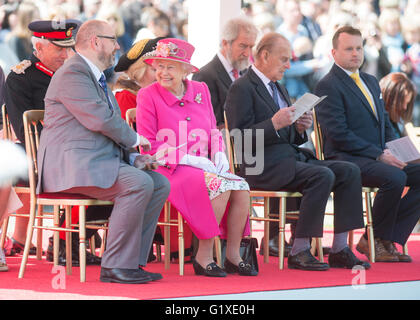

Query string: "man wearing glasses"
[37, 20, 170, 284]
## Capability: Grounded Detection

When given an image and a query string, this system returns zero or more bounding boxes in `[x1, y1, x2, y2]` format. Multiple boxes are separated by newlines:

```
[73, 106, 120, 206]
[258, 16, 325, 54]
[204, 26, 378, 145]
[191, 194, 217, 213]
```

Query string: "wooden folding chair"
[313, 109, 380, 262]
[223, 112, 323, 269]
[125, 107, 188, 275]
[0, 104, 32, 254]
[18, 110, 111, 282]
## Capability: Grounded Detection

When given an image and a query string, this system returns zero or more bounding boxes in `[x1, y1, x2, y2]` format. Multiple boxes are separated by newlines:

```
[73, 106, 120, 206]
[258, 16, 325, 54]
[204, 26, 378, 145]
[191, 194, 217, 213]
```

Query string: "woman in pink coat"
[137, 38, 256, 277]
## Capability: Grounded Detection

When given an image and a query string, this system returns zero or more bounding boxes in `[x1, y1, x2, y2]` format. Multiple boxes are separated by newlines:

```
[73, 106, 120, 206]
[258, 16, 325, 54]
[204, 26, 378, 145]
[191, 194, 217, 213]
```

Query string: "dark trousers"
[275, 159, 364, 238]
[359, 161, 420, 245]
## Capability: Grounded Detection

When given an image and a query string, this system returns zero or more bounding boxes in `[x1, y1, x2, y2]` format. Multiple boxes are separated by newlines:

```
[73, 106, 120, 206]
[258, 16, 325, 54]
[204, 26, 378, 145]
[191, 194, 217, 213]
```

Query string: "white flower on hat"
[155, 42, 178, 58]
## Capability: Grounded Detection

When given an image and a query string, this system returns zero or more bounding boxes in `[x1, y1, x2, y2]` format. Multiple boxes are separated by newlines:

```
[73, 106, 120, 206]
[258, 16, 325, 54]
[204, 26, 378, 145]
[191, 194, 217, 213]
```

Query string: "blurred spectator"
[360, 20, 392, 80]
[78, 0, 101, 22]
[96, 5, 130, 83]
[276, 0, 324, 100]
[402, 15, 420, 97]
[313, 10, 355, 82]
[6, 1, 40, 61]
[0, 2, 18, 42]
[379, 72, 417, 137]
[120, 0, 150, 40]
[379, 8, 407, 72]
[134, 7, 172, 44]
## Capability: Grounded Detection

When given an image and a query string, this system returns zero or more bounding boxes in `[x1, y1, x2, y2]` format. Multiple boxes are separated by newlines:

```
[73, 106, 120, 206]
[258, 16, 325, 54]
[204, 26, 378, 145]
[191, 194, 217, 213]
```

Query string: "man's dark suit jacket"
[192, 54, 233, 126]
[314, 63, 396, 165]
[225, 66, 313, 190]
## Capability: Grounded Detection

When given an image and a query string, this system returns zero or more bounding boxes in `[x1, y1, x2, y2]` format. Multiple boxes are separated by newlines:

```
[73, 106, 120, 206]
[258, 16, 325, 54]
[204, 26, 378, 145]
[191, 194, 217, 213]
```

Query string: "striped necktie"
[350, 73, 376, 116]
[268, 81, 287, 109]
[98, 74, 114, 112]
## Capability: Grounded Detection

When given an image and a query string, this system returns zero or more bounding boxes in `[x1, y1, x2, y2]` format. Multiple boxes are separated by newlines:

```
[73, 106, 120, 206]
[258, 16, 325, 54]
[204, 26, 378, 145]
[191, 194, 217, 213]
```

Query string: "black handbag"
[220, 237, 259, 272]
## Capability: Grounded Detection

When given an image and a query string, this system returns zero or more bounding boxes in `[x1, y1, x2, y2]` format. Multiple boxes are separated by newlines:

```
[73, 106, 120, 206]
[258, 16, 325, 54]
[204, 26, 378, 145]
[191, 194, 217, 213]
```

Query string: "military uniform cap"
[114, 37, 165, 72]
[28, 20, 80, 47]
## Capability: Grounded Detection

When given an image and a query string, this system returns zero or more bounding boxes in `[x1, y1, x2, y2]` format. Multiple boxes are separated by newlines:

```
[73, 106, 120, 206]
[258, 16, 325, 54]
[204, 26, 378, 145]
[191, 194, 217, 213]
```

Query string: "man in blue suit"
[315, 26, 420, 262]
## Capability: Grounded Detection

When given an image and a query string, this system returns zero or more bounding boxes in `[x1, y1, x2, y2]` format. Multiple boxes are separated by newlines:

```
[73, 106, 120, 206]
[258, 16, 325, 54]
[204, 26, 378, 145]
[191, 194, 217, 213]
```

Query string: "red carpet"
[1, 228, 420, 300]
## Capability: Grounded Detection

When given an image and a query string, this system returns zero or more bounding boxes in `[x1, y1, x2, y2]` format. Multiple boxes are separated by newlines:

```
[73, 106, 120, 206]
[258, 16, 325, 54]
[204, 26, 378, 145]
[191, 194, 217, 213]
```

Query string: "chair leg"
[53, 206, 60, 266]
[156, 243, 162, 262]
[365, 192, 375, 263]
[18, 199, 37, 279]
[279, 197, 286, 270]
[0, 218, 9, 249]
[65, 206, 72, 275]
[348, 230, 354, 250]
[263, 197, 270, 263]
[249, 197, 253, 235]
[99, 229, 107, 258]
[177, 212, 184, 276]
[89, 235, 96, 255]
[214, 237, 222, 267]
[36, 204, 43, 260]
[403, 243, 408, 255]
[164, 202, 171, 270]
[79, 206, 86, 283]
[316, 238, 323, 262]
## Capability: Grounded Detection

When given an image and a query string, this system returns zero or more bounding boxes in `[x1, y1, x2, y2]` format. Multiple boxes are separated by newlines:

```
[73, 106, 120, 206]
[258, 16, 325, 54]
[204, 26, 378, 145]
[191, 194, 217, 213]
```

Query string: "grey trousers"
[66, 162, 170, 269]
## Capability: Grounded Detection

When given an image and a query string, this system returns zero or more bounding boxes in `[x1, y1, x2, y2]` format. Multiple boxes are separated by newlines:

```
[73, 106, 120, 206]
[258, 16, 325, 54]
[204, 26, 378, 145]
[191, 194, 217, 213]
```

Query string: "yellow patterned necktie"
[350, 72, 376, 116]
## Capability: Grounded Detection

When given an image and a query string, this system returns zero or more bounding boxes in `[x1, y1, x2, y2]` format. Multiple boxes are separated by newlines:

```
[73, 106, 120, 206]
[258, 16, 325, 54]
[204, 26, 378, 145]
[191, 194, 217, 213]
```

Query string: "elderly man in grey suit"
[37, 20, 170, 284]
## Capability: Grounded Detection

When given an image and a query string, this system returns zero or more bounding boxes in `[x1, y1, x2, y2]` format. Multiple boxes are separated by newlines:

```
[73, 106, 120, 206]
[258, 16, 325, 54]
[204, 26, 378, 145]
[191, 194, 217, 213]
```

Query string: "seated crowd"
[0, 0, 419, 284]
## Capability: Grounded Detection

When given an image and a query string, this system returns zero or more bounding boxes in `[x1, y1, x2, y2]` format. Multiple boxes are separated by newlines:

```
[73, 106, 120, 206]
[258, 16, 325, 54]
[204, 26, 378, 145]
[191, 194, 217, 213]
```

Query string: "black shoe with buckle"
[224, 259, 258, 276]
[192, 258, 226, 277]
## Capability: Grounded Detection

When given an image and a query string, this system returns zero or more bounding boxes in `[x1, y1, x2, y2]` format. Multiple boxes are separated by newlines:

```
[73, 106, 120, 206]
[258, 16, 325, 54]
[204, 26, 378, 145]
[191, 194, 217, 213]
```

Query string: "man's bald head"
[74, 19, 120, 71]
[75, 20, 108, 50]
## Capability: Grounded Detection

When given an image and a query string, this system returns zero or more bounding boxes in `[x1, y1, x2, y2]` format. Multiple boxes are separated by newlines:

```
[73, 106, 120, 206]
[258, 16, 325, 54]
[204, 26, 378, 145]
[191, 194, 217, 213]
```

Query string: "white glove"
[136, 134, 151, 152]
[214, 151, 230, 174]
[179, 154, 217, 173]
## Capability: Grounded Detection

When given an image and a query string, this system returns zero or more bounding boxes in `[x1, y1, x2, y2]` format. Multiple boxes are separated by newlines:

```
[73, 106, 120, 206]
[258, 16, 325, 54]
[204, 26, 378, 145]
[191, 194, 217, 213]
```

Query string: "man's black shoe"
[46, 237, 101, 266]
[138, 266, 163, 281]
[259, 236, 291, 257]
[288, 249, 330, 271]
[328, 247, 371, 269]
[100, 267, 152, 284]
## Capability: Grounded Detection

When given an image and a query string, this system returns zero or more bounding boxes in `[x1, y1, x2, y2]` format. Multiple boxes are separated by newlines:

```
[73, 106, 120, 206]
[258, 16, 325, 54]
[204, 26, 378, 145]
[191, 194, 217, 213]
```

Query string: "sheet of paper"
[217, 171, 245, 181]
[385, 136, 420, 163]
[152, 142, 188, 161]
[291, 93, 327, 122]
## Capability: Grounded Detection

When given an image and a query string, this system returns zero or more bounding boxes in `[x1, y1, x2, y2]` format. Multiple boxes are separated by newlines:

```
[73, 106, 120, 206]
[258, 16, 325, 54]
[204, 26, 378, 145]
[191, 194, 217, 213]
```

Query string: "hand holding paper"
[378, 149, 407, 169]
[295, 111, 313, 134]
[291, 93, 326, 123]
[272, 106, 295, 130]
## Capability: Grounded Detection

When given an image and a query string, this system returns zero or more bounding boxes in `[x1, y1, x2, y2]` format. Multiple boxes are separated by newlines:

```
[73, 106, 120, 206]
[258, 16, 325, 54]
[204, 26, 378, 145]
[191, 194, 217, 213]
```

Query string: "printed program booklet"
[385, 136, 420, 163]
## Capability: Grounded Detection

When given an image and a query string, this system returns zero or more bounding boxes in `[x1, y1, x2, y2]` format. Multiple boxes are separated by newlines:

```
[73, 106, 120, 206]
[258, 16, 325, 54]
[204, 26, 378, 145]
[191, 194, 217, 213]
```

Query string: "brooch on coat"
[194, 93, 202, 104]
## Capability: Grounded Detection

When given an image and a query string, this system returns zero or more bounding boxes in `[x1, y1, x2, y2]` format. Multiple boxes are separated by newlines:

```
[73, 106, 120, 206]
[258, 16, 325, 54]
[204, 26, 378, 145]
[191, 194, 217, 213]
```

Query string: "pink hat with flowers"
[143, 38, 199, 73]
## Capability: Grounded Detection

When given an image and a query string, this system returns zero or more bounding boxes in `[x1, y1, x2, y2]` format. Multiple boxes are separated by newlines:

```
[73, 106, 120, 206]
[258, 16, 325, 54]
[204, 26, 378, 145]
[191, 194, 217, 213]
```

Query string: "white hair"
[220, 16, 258, 46]
[31, 36, 50, 51]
